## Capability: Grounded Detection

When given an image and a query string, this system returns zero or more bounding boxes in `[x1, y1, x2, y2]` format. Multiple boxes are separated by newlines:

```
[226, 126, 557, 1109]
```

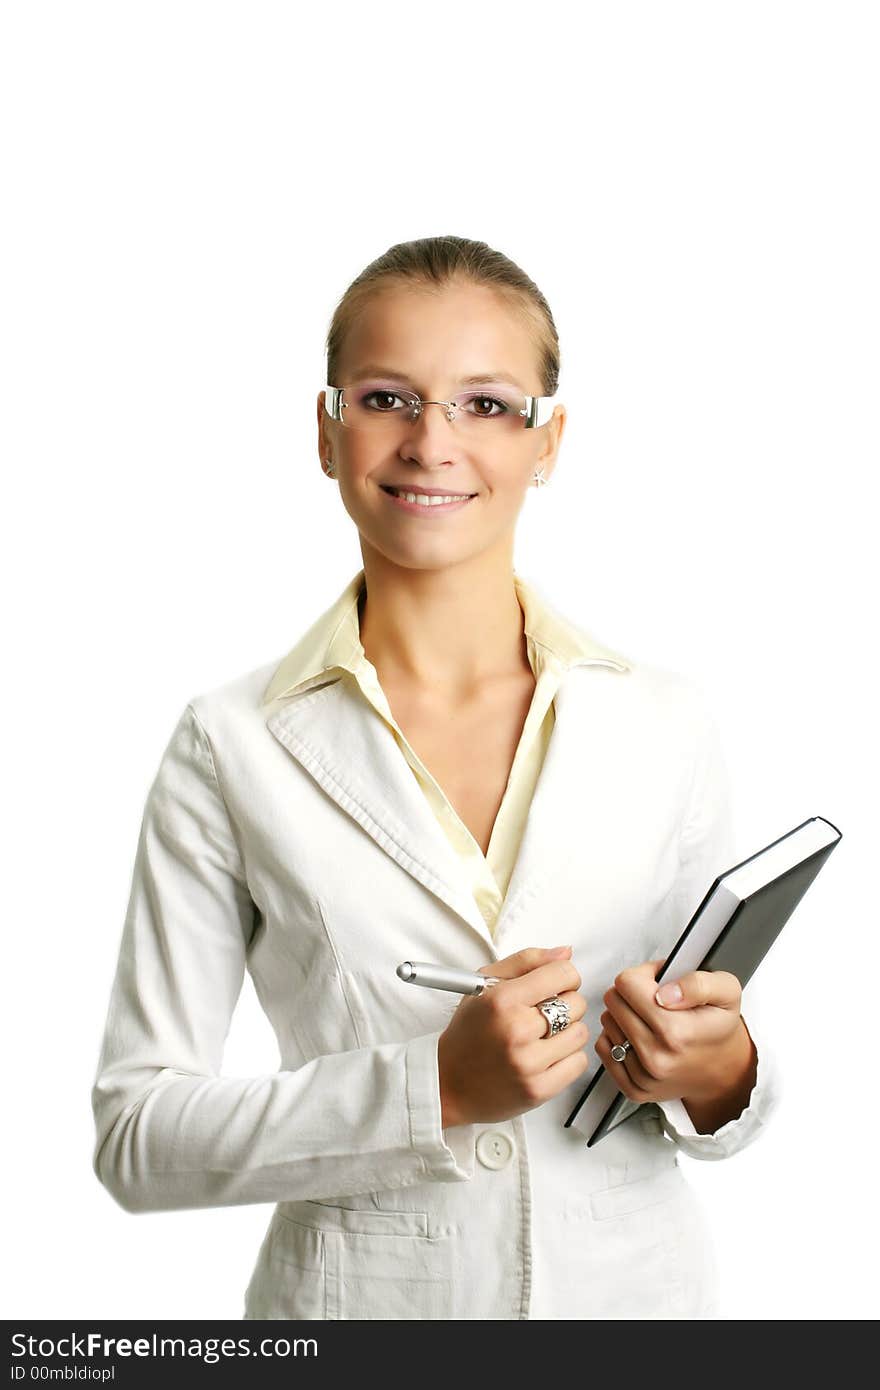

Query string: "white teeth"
[388, 488, 471, 506]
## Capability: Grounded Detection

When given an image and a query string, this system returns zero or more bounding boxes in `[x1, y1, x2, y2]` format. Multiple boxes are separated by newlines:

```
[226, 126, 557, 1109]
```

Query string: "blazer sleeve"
[90, 703, 477, 1215]
[652, 685, 783, 1160]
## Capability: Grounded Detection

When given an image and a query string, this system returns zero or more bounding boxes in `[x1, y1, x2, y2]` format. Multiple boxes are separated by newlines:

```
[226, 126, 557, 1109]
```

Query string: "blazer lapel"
[265, 661, 621, 962]
[265, 677, 497, 953]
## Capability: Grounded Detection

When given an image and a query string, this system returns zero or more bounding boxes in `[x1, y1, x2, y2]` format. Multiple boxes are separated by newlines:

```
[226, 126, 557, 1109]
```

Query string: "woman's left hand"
[597, 959, 754, 1106]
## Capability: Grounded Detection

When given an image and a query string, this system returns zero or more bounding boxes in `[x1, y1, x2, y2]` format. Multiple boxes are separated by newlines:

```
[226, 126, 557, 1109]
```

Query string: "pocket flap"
[590, 1166, 684, 1221]
[278, 1200, 429, 1237]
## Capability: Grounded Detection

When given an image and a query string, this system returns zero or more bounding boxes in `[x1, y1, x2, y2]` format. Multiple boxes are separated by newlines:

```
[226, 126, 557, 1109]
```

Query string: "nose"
[399, 399, 460, 468]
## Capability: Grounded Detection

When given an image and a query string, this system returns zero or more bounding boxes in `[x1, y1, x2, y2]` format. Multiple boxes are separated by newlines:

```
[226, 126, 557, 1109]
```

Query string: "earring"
[532, 467, 549, 487]
[324, 459, 336, 476]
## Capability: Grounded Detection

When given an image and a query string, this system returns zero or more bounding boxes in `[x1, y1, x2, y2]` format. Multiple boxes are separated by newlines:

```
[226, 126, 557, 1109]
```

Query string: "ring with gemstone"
[610, 1039, 632, 1063]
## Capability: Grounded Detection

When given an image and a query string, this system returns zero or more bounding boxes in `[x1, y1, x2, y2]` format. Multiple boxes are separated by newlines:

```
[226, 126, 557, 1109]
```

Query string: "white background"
[2, 1, 877, 1321]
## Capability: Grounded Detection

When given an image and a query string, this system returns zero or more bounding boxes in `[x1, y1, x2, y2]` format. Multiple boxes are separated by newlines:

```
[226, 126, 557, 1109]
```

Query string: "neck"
[357, 544, 531, 701]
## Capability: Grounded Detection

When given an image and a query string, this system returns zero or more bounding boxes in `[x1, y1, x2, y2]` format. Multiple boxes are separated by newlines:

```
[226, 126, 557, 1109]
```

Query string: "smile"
[380, 485, 477, 513]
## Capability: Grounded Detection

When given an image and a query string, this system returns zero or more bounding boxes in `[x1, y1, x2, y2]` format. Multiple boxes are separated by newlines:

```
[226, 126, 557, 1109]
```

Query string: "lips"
[380, 485, 477, 498]
[380, 486, 477, 515]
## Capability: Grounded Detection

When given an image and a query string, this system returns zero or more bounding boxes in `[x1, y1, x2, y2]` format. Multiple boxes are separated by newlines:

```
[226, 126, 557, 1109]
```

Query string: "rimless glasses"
[324, 379, 556, 433]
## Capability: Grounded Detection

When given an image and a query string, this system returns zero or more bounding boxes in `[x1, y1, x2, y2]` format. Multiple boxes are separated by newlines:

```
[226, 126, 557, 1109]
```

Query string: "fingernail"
[551, 945, 572, 955]
[656, 982, 682, 1006]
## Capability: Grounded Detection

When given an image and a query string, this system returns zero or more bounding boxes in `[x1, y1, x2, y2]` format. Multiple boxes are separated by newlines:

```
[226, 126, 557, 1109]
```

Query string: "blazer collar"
[261, 570, 632, 955]
[261, 568, 630, 706]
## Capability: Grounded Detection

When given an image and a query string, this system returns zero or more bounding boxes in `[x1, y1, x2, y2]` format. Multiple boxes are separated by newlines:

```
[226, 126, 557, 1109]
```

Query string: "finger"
[595, 1016, 656, 1102]
[603, 985, 660, 1054]
[608, 980, 735, 1054]
[505, 958, 582, 1008]
[520, 1014, 591, 1072]
[609, 961, 669, 1029]
[478, 946, 571, 981]
[598, 1009, 660, 1090]
[654, 968, 743, 1011]
[595, 1032, 655, 1101]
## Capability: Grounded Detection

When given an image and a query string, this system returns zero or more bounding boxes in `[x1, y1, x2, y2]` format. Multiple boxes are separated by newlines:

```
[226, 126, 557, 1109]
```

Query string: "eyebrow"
[347, 365, 527, 389]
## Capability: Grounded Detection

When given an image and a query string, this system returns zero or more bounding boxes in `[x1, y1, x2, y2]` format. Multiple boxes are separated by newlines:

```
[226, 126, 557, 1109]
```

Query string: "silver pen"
[396, 960, 502, 996]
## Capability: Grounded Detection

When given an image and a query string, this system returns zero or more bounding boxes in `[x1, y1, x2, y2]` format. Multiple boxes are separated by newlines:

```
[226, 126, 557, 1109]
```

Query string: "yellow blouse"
[263, 569, 631, 937]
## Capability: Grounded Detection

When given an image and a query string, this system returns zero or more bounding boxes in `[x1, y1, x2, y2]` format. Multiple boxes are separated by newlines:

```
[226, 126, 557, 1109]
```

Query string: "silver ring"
[537, 996, 571, 1037]
[610, 1039, 632, 1063]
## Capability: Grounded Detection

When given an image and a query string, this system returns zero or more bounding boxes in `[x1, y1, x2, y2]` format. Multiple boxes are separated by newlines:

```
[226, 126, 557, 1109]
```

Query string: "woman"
[91, 235, 780, 1320]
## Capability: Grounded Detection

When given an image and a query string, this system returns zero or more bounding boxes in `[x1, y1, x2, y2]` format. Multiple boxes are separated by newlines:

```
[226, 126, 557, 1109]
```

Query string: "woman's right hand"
[437, 945, 590, 1127]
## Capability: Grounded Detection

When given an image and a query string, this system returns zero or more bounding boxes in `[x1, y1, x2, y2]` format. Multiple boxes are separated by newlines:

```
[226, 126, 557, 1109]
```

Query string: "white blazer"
[91, 635, 781, 1320]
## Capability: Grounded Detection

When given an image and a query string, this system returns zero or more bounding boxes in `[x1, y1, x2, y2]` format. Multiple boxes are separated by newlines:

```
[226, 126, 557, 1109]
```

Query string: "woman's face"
[317, 279, 566, 573]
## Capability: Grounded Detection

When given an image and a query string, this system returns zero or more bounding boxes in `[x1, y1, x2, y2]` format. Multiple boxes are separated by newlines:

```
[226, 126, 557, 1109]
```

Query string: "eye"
[461, 394, 512, 418]
[362, 390, 407, 412]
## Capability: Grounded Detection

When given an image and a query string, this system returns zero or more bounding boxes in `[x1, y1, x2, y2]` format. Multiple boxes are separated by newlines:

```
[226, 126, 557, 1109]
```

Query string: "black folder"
[564, 815, 842, 1146]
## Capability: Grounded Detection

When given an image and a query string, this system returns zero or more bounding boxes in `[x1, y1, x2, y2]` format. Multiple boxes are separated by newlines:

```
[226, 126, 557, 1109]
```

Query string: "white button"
[476, 1130, 516, 1170]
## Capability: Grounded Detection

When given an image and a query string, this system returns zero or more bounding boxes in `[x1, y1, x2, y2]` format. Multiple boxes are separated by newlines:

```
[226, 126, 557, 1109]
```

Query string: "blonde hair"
[325, 235, 560, 396]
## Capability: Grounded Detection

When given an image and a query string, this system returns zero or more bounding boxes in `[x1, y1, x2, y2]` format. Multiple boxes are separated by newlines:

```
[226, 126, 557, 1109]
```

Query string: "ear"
[537, 404, 567, 474]
[317, 390, 330, 458]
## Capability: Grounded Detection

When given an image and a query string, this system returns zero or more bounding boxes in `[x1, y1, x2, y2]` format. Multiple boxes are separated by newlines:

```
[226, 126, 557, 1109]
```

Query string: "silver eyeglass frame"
[323, 384, 556, 429]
